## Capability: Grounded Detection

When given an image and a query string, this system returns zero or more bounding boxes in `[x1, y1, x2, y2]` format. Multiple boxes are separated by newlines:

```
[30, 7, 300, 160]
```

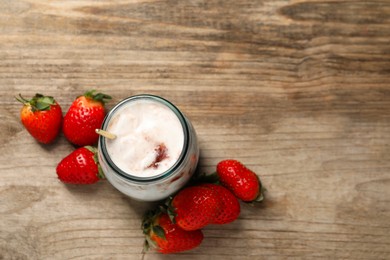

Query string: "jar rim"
[99, 94, 190, 183]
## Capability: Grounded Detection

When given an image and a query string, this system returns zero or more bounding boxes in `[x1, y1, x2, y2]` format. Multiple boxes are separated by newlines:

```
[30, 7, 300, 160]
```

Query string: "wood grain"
[1, 0, 389, 259]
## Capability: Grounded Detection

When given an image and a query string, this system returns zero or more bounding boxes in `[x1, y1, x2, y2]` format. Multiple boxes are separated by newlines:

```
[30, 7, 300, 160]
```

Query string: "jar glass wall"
[98, 94, 199, 201]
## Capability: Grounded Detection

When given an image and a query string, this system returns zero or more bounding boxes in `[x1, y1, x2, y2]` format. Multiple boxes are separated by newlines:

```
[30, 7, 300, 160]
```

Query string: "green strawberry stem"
[85, 146, 105, 180]
[143, 235, 156, 253]
[83, 90, 112, 104]
[15, 94, 29, 104]
[142, 208, 166, 239]
[15, 93, 56, 112]
[253, 185, 266, 203]
[163, 197, 177, 223]
[254, 175, 266, 202]
[142, 208, 166, 253]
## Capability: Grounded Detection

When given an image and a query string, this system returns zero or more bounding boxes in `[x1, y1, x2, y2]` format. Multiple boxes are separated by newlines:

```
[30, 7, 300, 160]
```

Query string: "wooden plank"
[0, 0, 389, 259]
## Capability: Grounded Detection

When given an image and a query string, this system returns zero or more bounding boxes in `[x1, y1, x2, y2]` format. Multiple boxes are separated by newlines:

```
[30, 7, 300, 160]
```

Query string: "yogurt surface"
[105, 98, 185, 177]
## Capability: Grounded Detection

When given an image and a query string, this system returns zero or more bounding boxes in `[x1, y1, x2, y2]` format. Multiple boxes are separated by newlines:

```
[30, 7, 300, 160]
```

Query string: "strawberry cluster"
[16, 92, 266, 255]
[16, 91, 111, 184]
[142, 159, 264, 254]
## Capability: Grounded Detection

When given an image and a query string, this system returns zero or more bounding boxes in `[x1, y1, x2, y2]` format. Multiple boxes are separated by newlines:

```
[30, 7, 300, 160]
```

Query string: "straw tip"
[96, 129, 116, 140]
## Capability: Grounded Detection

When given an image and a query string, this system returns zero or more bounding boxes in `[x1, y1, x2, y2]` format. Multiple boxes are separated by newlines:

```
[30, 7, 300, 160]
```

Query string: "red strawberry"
[167, 186, 222, 231]
[16, 93, 62, 144]
[216, 159, 263, 202]
[56, 146, 104, 184]
[200, 183, 240, 225]
[143, 211, 203, 254]
[63, 90, 111, 146]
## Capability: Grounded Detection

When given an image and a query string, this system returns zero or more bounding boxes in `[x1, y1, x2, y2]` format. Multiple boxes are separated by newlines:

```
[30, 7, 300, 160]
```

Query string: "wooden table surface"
[1, 0, 389, 259]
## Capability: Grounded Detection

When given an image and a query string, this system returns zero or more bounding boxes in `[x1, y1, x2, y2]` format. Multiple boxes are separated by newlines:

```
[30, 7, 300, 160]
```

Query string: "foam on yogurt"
[105, 98, 185, 177]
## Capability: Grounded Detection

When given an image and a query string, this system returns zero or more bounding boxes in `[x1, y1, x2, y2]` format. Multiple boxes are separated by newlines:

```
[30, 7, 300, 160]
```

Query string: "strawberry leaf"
[245, 185, 266, 205]
[84, 146, 106, 180]
[85, 146, 97, 154]
[97, 164, 105, 180]
[164, 196, 177, 223]
[32, 94, 55, 111]
[142, 209, 160, 234]
[254, 191, 264, 202]
[254, 176, 266, 202]
[152, 225, 166, 240]
[39, 96, 54, 105]
[83, 90, 112, 104]
[34, 101, 51, 111]
[93, 93, 112, 103]
[16, 93, 56, 112]
[143, 239, 150, 253]
[144, 235, 157, 251]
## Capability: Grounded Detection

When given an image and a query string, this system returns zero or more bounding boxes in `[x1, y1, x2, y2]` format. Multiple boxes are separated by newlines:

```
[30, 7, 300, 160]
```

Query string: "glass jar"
[98, 94, 199, 201]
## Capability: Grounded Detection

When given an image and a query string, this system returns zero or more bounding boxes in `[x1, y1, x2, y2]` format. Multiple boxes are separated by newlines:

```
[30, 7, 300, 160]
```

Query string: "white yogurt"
[98, 95, 199, 201]
[105, 99, 184, 177]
